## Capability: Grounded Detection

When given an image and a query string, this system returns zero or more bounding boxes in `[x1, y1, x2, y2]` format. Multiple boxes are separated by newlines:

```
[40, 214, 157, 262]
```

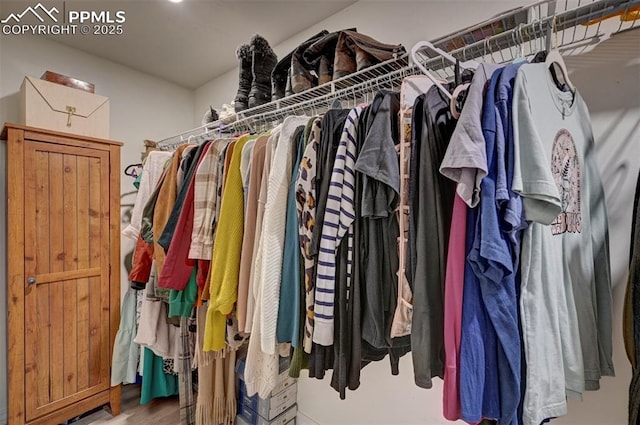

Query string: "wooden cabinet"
[2, 124, 122, 425]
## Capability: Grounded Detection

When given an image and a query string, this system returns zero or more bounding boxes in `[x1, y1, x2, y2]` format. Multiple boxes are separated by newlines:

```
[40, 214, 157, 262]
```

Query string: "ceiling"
[27, 0, 358, 89]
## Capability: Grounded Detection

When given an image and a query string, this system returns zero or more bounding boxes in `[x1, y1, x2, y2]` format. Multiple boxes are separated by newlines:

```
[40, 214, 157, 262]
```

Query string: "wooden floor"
[72, 385, 179, 425]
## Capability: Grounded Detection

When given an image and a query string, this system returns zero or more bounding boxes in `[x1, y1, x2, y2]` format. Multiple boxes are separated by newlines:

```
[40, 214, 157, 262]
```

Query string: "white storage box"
[236, 403, 297, 425]
[238, 381, 297, 420]
[20, 75, 110, 138]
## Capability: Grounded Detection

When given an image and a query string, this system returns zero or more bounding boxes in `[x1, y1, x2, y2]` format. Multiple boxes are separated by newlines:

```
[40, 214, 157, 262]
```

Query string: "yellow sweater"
[204, 135, 251, 351]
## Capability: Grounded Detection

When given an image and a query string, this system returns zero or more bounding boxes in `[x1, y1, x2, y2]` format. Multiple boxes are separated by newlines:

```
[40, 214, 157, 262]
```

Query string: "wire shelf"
[157, 0, 640, 149]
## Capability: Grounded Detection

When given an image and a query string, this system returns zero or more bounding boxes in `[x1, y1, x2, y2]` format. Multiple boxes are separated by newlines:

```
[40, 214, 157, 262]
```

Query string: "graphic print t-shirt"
[512, 62, 614, 425]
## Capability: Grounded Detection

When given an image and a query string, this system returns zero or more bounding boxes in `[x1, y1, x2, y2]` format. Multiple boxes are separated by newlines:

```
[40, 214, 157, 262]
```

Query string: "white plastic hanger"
[545, 50, 575, 91]
[411, 41, 478, 100]
[512, 24, 526, 63]
[545, 16, 575, 92]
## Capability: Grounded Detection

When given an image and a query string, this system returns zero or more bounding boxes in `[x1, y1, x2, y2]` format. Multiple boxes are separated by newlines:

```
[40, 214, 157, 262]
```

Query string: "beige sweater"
[237, 135, 269, 332]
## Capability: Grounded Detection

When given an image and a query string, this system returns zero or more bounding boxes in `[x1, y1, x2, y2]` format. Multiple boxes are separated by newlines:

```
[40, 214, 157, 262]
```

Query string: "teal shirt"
[168, 265, 198, 318]
[276, 131, 306, 346]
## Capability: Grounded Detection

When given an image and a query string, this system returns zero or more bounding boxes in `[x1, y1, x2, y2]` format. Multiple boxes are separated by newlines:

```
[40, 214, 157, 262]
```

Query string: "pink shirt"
[443, 192, 467, 421]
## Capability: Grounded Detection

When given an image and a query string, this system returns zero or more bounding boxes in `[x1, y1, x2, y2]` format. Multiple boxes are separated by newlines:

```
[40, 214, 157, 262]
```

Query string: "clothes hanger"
[545, 15, 575, 92]
[483, 38, 491, 63]
[124, 163, 143, 178]
[512, 24, 527, 63]
[411, 41, 460, 100]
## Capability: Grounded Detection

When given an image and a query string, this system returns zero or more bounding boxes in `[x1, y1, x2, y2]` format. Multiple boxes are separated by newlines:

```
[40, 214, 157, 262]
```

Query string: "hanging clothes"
[116, 58, 617, 425]
[465, 63, 526, 425]
[111, 288, 141, 386]
[238, 135, 269, 332]
[276, 126, 307, 346]
[512, 62, 614, 425]
[438, 65, 502, 422]
[625, 170, 640, 425]
[408, 84, 457, 390]
[204, 134, 253, 352]
[296, 117, 323, 354]
[245, 132, 278, 333]
[158, 142, 211, 291]
[123, 151, 173, 241]
[320, 106, 364, 399]
[256, 116, 309, 354]
[309, 108, 351, 346]
[140, 347, 179, 405]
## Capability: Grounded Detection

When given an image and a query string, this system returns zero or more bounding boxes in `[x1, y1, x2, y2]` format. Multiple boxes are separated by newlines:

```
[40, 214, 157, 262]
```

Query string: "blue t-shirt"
[467, 63, 527, 425]
[460, 205, 501, 423]
[496, 63, 528, 253]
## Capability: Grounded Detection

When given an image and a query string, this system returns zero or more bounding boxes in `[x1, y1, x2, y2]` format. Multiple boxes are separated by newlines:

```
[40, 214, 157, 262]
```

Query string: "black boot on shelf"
[234, 43, 252, 112]
[248, 34, 277, 109]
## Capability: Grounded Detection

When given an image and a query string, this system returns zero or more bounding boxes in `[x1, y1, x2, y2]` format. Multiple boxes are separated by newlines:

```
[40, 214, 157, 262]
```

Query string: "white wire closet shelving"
[156, 0, 640, 149]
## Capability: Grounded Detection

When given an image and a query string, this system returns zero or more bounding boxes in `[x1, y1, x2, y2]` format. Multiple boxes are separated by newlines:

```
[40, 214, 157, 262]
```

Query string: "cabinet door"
[22, 140, 112, 421]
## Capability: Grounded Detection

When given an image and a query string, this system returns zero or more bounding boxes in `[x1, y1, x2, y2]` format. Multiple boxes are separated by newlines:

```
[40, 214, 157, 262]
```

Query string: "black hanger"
[124, 163, 143, 178]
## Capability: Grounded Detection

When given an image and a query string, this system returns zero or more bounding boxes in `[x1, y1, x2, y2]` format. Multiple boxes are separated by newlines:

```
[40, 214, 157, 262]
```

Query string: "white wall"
[196, 2, 640, 425]
[194, 0, 532, 125]
[0, 34, 196, 422]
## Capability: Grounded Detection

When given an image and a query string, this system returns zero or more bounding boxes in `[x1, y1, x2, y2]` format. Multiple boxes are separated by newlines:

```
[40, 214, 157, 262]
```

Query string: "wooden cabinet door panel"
[23, 141, 111, 421]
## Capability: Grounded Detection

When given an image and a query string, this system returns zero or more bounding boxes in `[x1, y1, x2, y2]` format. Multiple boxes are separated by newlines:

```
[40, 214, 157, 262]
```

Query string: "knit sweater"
[237, 135, 269, 332]
[257, 116, 311, 354]
[246, 130, 280, 333]
[243, 127, 282, 397]
[203, 135, 251, 352]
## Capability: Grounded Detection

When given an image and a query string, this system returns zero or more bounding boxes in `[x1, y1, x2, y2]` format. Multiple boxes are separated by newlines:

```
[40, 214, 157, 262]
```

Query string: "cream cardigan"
[257, 115, 311, 354]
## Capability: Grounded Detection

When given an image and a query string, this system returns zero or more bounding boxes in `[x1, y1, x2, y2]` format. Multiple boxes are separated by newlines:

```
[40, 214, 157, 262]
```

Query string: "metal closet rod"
[156, 0, 640, 149]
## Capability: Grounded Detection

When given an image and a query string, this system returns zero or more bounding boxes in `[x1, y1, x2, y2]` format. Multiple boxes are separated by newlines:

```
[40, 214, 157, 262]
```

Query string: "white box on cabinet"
[20, 75, 110, 138]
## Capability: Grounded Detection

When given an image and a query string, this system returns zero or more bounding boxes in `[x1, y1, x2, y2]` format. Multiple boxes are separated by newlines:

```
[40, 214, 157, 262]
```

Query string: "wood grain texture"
[4, 125, 122, 424]
[48, 151, 65, 404]
[6, 127, 26, 425]
[1, 123, 123, 147]
[108, 145, 122, 417]
[88, 157, 103, 388]
[99, 152, 111, 388]
[27, 391, 111, 425]
[63, 153, 79, 397]
[36, 267, 101, 284]
[24, 140, 39, 416]
[35, 152, 52, 406]
[77, 155, 91, 392]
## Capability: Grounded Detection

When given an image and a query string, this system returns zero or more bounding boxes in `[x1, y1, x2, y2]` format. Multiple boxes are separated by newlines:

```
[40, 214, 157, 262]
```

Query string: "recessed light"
[168, 0, 183, 3]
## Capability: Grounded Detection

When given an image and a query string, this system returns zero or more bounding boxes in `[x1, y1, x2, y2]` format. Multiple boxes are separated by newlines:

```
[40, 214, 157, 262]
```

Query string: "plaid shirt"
[189, 139, 230, 260]
[178, 316, 195, 425]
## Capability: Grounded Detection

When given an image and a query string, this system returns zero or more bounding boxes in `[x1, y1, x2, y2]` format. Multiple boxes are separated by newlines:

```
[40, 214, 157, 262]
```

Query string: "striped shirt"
[313, 106, 363, 346]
